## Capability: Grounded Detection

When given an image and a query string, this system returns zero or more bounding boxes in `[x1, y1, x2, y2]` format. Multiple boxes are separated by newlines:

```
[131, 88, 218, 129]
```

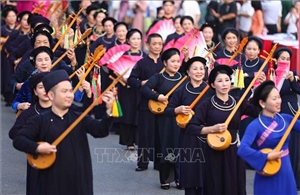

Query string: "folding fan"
[107, 55, 143, 78]
[172, 29, 208, 62]
[145, 19, 175, 42]
[275, 61, 290, 91]
[163, 39, 175, 51]
[98, 44, 130, 66]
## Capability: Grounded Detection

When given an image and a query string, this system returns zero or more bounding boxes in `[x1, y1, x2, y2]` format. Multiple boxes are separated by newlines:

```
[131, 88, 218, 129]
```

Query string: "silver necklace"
[115, 39, 120, 46]
[185, 82, 203, 95]
[161, 72, 182, 81]
[115, 39, 126, 46]
[207, 41, 215, 49]
[223, 48, 233, 58]
[5, 25, 13, 33]
[84, 22, 89, 31]
[34, 103, 40, 115]
[128, 50, 143, 57]
[102, 35, 113, 44]
[258, 113, 286, 133]
[197, 136, 207, 143]
[244, 58, 259, 68]
[287, 102, 299, 116]
[211, 95, 236, 111]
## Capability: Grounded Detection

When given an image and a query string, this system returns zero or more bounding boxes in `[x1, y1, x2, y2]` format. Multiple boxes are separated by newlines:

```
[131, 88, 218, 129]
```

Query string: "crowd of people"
[1, 0, 300, 195]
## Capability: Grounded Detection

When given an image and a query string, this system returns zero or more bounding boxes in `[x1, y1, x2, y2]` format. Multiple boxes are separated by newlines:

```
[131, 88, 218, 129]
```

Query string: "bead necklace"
[5, 24, 13, 33]
[84, 23, 89, 31]
[211, 95, 236, 111]
[244, 58, 259, 68]
[34, 103, 40, 115]
[101, 35, 113, 44]
[258, 113, 286, 133]
[223, 48, 233, 58]
[185, 82, 204, 95]
[115, 39, 126, 46]
[161, 72, 182, 81]
[128, 49, 143, 57]
[288, 102, 299, 116]
[114, 39, 120, 46]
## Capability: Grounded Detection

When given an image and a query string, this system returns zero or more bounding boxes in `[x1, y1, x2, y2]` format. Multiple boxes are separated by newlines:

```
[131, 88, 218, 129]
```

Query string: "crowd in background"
[68, 0, 299, 40]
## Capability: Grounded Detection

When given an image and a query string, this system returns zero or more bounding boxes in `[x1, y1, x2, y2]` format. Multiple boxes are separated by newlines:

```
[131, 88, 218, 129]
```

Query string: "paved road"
[1, 101, 256, 195]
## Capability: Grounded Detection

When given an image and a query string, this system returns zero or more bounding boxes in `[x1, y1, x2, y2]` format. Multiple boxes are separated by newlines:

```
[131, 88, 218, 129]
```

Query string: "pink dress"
[16, 0, 51, 16]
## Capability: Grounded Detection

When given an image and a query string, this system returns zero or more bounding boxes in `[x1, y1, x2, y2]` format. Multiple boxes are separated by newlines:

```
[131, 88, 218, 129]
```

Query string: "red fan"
[98, 44, 131, 66]
[107, 55, 143, 78]
[145, 19, 175, 42]
[163, 39, 175, 51]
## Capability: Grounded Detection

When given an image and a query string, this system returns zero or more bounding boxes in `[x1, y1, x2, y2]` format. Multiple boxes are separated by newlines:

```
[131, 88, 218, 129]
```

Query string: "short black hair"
[251, 80, 276, 108]
[86, 4, 99, 15]
[146, 33, 163, 43]
[114, 22, 128, 32]
[2, 5, 17, 18]
[180, 15, 194, 26]
[126, 28, 142, 40]
[251, 1, 262, 11]
[221, 27, 239, 40]
[161, 48, 180, 62]
[163, 1, 175, 5]
[273, 47, 292, 60]
[245, 36, 262, 50]
[208, 65, 233, 88]
[17, 11, 31, 22]
[31, 30, 52, 47]
[101, 17, 117, 26]
[173, 15, 182, 23]
[29, 46, 53, 65]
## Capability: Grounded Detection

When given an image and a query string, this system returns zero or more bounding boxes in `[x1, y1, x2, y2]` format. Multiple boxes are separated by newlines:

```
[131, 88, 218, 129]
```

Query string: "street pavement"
[1, 101, 256, 195]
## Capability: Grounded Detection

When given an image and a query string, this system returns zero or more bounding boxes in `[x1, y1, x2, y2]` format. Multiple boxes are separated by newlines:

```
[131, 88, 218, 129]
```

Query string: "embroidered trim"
[281, 148, 289, 158]
[256, 121, 278, 147]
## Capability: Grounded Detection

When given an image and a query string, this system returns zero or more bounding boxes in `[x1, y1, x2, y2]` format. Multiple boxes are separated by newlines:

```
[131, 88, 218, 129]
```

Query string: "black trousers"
[137, 110, 157, 168]
[119, 123, 137, 146]
[159, 163, 178, 184]
[265, 24, 278, 35]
